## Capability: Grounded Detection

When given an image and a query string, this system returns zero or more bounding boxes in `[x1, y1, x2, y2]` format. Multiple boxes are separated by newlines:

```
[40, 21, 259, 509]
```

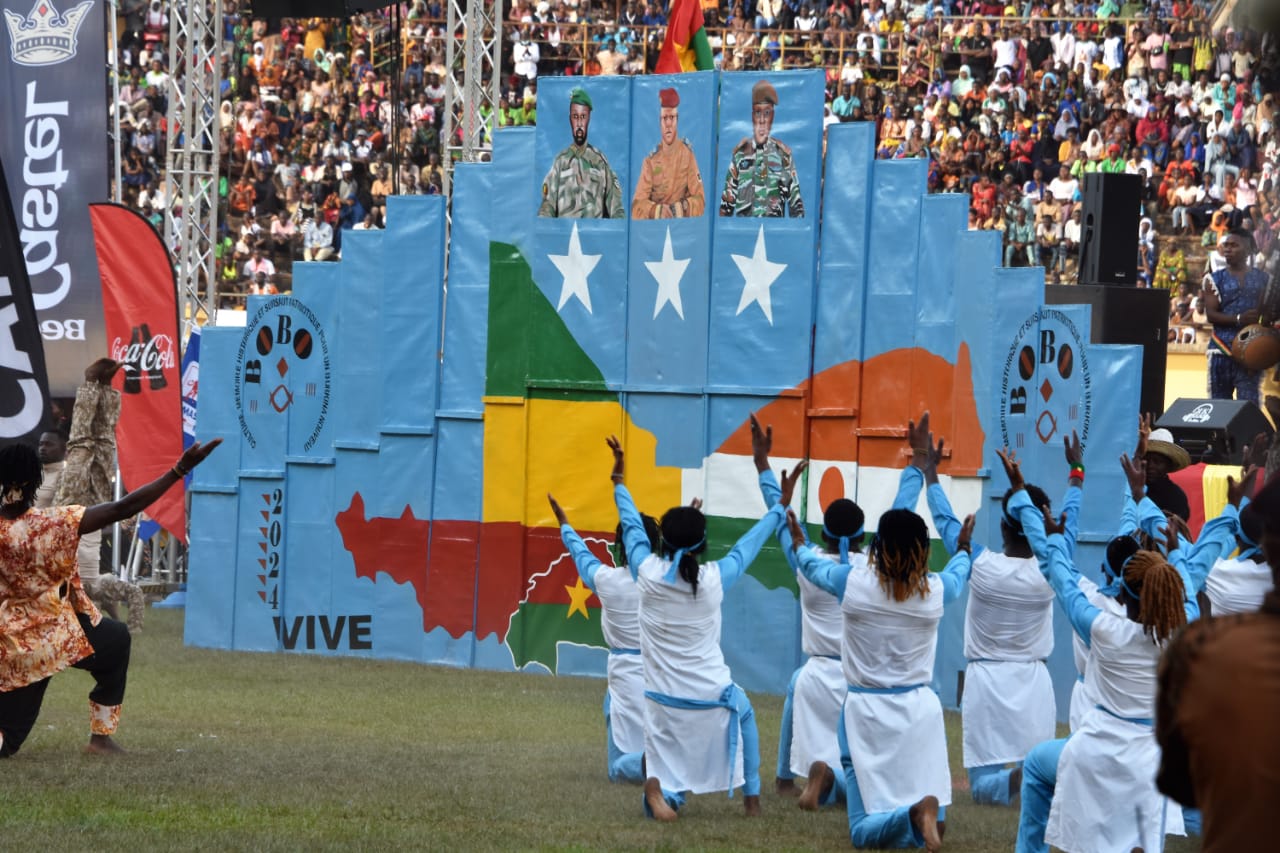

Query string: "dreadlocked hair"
[869, 509, 932, 602]
[0, 442, 42, 512]
[1123, 550, 1187, 645]
[613, 513, 661, 569]
[660, 506, 707, 597]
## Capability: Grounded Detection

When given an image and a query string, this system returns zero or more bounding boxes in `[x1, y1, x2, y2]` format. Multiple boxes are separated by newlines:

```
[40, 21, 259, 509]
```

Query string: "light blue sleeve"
[938, 550, 973, 604]
[894, 465, 925, 511]
[758, 469, 802, 571]
[560, 524, 603, 592]
[1008, 488, 1051, 563]
[926, 482, 986, 559]
[794, 544, 851, 600]
[719, 504, 788, 590]
[1118, 492, 1139, 537]
[1136, 496, 1168, 542]
[613, 484, 651, 581]
[1045, 533, 1102, 646]
[1059, 483, 1083, 557]
[1175, 502, 1242, 598]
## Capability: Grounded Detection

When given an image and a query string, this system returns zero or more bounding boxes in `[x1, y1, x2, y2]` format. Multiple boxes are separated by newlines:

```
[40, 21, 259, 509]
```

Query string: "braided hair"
[1122, 550, 1188, 645]
[659, 506, 707, 597]
[0, 442, 42, 514]
[869, 508, 932, 602]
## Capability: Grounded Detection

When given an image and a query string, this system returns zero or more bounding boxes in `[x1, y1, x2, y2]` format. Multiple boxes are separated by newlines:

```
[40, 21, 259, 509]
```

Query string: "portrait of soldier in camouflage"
[631, 87, 705, 219]
[538, 87, 625, 219]
[720, 80, 805, 218]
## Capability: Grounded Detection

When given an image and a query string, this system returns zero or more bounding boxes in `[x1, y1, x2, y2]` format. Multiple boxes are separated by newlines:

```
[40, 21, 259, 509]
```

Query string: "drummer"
[1201, 229, 1272, 405]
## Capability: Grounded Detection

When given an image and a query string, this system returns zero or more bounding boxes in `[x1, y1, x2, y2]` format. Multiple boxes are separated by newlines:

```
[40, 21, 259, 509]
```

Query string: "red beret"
[659, 87, 679, 108]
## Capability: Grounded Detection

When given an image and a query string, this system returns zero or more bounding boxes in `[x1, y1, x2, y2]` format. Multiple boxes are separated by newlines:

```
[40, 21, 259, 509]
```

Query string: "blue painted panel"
[442, 164, 492, 415]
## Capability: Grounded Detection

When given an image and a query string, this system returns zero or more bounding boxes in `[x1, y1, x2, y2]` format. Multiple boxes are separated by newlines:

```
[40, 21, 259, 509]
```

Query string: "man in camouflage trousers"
[37, 359, 147, 634]
[720, 80, 805, 218]
[539, 87, 624, 219]
[631, 87, 705, 219]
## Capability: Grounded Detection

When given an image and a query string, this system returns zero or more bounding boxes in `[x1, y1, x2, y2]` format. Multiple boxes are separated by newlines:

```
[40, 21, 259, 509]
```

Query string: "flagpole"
[108, 0, 125, 581]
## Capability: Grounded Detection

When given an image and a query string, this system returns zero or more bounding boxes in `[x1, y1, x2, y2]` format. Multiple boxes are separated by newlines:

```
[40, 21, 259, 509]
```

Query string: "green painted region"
[706, 516, 954, 594]
[487, 242, 610, 398]
[507, 601, 606, 672]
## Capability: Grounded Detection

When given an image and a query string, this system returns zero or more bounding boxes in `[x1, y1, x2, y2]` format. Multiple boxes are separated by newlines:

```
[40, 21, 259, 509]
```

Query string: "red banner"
[89, 204, 185, 542]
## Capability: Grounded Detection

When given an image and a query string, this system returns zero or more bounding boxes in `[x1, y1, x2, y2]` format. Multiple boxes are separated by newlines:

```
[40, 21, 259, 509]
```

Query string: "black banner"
[0, 155, 53, 446]
[1, 0, 107, 396]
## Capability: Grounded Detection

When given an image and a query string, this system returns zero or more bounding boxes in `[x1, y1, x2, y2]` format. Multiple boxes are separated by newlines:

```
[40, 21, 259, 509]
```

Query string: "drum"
[1231, 324, 1280, 371]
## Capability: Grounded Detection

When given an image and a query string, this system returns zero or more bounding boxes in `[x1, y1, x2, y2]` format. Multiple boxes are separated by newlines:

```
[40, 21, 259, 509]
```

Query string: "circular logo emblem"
[234, 297, 331, 451]
[999, 308, 1092, 451]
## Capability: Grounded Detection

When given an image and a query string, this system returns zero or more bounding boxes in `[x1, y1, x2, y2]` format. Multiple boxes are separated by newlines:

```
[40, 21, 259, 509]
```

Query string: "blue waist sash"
[609, 647, 641, 655]
[847, 682, 927, 695]
[1095, 703, 1153, 727]
[644, 684, 748, 797]
[810, 653, 841, 661]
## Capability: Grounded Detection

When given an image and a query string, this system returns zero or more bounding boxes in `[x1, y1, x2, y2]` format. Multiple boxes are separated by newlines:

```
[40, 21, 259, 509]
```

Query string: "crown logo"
[4, 0, 94, 67]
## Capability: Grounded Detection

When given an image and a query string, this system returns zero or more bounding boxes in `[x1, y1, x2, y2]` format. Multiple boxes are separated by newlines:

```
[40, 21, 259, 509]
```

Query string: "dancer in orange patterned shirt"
[0, 435, 220, 757]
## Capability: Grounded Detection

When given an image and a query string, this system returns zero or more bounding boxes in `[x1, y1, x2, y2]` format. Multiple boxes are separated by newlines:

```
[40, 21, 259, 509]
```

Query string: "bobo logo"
[234, 297, 331, 451]
[999, 308, 1092, 450]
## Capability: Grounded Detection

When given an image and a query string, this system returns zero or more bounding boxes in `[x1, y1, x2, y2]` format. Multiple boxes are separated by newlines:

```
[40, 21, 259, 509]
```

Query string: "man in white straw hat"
[1143, 425, 1192, 521]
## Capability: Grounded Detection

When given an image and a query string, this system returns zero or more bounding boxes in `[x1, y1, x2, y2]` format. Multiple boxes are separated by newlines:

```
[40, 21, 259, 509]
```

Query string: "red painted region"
[335, 493, 606, 643]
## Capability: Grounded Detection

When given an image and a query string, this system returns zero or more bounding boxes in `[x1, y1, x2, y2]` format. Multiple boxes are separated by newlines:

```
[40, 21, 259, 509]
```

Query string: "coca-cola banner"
[89, 203, 185, 540]
[0, 154, 52, 446]
[1, 0, 109, 396]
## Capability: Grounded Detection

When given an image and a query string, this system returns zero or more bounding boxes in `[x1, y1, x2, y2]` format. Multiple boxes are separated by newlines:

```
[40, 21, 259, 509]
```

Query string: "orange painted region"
[715, 346, 985, 476]
[818, 466, 846, 508]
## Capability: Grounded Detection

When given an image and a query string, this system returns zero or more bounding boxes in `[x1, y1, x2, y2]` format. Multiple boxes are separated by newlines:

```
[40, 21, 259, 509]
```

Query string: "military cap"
[752, 80, 778, 106]
[659, 87, 680, 108]
[569, 87, 593, 109]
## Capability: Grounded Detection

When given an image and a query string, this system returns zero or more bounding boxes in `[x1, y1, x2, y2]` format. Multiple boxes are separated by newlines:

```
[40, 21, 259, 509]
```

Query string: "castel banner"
[1, 0, 108, 396]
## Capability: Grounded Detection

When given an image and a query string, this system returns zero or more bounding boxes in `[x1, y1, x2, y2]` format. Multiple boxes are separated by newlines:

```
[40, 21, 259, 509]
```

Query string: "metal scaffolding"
[163, 0, 222, 332]
[443, 0, 504, 192]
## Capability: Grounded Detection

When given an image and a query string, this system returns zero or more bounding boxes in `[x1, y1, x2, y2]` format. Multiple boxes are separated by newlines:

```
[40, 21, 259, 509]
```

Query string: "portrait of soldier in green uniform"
[720, 80, 805, 218]
[631, 87, 705, 219]
[538, 87, 625, 218]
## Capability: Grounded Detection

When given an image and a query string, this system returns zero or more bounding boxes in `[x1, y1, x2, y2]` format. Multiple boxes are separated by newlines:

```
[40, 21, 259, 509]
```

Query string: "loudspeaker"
[1156, 398, 1275, 465]
[1078, 173, 1141, 286]
[1045, 284, 1169, 418]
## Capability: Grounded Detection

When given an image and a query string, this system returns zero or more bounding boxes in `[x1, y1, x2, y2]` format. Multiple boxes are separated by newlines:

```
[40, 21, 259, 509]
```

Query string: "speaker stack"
[1047, 172, 1169, 417]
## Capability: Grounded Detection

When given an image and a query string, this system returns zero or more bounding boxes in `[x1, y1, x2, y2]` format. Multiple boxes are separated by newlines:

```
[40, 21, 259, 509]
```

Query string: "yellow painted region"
[482, 397, 682, 529]
[481, 398, 529, 522]
[564, 577, 593, 619]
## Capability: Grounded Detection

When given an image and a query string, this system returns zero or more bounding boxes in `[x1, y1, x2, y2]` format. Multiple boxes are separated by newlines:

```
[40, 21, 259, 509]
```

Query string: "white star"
[548, 223, 601, 313]
[645, 227, 691, 320]
[731, 225, 787, 325]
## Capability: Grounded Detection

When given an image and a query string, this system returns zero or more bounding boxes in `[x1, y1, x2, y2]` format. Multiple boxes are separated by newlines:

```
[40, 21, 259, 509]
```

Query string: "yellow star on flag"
[564, 577, 593, 620]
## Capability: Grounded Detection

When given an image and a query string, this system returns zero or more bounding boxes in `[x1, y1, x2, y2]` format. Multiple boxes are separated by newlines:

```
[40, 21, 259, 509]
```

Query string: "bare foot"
[744, 794, 761, 817]
[1008, 765, 1023, 803]
[909, 795, 942, 852]
[798, 760, 834, 811]
[84, 734, 125, 755]
[644, 777, 677, 822]
[775, 776, 799, 797]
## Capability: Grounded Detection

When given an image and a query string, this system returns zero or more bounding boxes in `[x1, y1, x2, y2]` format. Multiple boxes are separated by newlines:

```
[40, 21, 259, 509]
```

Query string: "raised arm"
[1060, 430, 1085, 555]
[1010, 488, 1101, 645]
[606, 436, 652, 580]
[54, 360, 123, 507]
[1176, 468, 1257, 596]
[718, 503, 788, 589]
[79, 439, 222, 536]
[938, 513, 976, 603]
[787, 509, 852, 600]
[550, 494, 604, 590]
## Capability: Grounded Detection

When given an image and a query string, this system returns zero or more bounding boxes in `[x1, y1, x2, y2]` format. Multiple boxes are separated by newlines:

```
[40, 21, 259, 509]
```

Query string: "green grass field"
[0, 609, 1198, 852]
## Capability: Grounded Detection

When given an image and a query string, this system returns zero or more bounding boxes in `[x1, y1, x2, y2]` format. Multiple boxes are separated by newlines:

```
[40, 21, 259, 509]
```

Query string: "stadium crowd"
[106, 0, 1278, 313]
